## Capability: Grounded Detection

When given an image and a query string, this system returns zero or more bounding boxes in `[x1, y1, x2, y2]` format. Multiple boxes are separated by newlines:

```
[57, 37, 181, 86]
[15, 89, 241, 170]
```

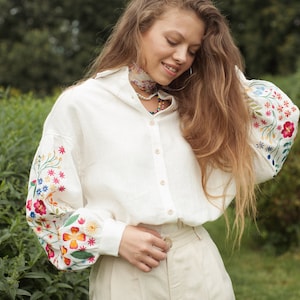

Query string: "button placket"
[147, 118, 177, 219]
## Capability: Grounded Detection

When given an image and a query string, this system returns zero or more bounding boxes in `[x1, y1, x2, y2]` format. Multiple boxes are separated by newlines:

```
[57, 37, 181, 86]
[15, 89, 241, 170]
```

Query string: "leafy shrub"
[0, 95, 89, 299]
[256, 134, 300, 254]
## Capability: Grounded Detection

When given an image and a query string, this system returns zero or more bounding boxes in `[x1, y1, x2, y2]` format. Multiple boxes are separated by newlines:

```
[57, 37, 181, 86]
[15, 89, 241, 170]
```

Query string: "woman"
[26, 0, 299, 299]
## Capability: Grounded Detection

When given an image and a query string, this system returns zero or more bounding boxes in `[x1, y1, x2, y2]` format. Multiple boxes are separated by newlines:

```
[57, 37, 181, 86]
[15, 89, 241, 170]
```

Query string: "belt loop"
[177, 219, 185, 229]
[193, 226, 202, 240]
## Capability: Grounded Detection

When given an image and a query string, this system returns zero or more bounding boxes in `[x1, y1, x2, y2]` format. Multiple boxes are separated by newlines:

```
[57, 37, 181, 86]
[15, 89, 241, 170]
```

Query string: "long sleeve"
[26, 92, 127, 271]
[239, 71, 299, 183]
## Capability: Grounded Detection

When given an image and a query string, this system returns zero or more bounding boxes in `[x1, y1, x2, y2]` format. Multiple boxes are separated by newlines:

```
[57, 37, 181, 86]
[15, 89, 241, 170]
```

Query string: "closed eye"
[166, 38, 177, 46]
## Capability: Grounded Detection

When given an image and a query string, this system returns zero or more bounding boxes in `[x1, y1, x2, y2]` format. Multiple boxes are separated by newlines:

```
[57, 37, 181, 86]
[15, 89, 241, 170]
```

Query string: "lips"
[162, 62, 178, 75]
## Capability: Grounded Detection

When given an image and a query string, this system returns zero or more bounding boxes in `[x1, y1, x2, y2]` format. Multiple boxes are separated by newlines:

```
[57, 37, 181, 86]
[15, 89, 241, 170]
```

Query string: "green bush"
[0, 94, 89, 299]
[256, 134, 300, 254]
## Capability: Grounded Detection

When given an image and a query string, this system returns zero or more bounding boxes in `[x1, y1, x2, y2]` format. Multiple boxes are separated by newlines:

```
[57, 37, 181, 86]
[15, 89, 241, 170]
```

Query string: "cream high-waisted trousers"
[89, 222, 235, 300]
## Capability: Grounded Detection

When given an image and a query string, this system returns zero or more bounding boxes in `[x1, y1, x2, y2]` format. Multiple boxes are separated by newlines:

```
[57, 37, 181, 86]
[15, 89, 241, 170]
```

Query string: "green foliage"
[0, 0, 125, 93]
[216, 0, 300, 77]
[1, 0, 300, 92]
[256, 134, 300, 254]
[0, 95, 89, 299]
[205, 214, 300, 300]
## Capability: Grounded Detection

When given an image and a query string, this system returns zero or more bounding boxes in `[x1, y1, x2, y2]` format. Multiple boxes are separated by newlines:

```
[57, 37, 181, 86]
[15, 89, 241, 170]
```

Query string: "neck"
[129, 63, 157, 94]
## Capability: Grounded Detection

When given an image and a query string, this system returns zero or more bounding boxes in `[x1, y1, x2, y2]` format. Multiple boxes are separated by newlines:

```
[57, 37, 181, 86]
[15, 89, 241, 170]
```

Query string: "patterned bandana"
[128, 63, 157, 93]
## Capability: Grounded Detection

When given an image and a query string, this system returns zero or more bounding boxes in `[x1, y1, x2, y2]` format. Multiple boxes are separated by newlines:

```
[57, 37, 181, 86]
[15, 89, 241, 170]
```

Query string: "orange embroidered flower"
[63, 227, 86, 249]
[61, 246, 71, 266]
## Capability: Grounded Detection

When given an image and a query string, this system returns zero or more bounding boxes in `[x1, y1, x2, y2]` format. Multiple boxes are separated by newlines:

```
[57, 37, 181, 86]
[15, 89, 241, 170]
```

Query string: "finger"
[136, 261, 152, 273]
[137, 226, 162, 238]
[152, 236, 170, 252]
[142, 255, 160, 269]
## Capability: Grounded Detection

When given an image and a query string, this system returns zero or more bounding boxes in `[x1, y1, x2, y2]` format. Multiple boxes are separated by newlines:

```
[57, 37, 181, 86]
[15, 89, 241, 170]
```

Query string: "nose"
[173, 46, 188, 64]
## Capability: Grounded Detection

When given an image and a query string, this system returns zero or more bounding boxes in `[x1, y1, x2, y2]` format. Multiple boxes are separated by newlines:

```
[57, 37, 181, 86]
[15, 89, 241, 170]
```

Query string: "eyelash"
[167, 39, 197, 56]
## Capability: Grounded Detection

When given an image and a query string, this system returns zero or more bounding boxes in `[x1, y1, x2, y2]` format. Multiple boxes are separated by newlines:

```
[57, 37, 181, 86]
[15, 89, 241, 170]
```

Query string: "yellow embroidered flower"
[86, 221, 98, 234]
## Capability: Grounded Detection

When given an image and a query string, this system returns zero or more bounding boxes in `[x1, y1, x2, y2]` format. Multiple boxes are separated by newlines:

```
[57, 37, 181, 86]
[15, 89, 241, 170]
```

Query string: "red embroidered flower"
[58, 186, 66, 192]
[63, 227, 86, 249]
[78, 218, 86, 225]
[59, 146, 66, 154]
[88, 238, 96, 246]
[34, 199, 47, 215]
[88, 256, 95, 263]
[48, 169, 55, 176]
[281, 121, 294, 138]
[46, 244, 55, 259]
[26, 199, 32, 210]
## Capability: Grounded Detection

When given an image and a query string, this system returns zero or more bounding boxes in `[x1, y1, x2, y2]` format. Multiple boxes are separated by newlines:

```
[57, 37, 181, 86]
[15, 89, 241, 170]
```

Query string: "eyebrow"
[165, 30, 202, 47]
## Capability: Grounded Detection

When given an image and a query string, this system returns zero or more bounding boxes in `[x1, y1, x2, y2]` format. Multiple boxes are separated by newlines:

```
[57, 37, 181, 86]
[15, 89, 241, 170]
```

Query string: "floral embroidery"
[281, 121, 295, 138]
[63, 227, 86, 249]
[246, 81, 298, 173]
[26, 145, 99, 270]
[34, 199, 47, 215]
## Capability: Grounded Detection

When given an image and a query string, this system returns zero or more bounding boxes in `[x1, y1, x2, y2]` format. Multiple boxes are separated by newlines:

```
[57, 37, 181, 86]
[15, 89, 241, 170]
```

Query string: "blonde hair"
[87, 0, 256, 244]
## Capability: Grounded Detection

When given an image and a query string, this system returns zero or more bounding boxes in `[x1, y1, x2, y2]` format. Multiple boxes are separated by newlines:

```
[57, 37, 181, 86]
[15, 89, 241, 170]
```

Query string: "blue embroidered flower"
[256, 141, 264, 149]
[253, 86, 265, 96]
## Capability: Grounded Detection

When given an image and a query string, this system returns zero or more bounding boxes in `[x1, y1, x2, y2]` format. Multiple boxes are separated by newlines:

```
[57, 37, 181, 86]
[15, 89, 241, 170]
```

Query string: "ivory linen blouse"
[26, 67, 299, 270]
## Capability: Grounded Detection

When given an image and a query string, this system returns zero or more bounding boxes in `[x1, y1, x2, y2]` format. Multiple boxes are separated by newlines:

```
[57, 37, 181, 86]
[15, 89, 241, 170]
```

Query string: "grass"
[205, 213, 300, 300]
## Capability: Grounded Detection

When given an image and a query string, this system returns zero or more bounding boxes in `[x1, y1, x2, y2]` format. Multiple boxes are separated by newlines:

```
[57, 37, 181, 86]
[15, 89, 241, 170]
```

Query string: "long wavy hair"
[86, 0, 256, 243]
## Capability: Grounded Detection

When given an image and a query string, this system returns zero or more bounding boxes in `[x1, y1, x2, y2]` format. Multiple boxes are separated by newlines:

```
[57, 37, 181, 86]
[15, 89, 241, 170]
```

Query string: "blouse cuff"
[100, 219, 127, 256]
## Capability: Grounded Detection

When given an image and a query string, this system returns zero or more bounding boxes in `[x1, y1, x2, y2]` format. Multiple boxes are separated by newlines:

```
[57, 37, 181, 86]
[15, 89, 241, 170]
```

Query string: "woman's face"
[140, 8, 205, 86]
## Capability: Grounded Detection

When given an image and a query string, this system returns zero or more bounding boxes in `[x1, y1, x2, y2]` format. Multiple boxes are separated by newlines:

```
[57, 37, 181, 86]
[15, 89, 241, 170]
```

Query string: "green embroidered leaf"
[71, 251, 94, 260]
[64, 214, 80, 227]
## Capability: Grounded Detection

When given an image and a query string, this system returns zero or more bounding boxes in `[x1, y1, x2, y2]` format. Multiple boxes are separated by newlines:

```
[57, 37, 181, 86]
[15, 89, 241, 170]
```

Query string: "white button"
[155, 149, 160, 155]
[167, 209, 174, 215]
[149, 120, 155, 126]
[160, 180, 166, 186]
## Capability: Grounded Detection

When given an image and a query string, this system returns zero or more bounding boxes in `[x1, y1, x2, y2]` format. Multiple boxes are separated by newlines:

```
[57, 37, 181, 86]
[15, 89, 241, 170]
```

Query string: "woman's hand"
[118, 225, 170, 272]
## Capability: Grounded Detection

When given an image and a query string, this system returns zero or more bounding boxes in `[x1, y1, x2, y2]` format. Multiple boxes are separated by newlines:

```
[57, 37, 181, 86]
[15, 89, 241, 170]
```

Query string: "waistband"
[140, 220, 207, 249]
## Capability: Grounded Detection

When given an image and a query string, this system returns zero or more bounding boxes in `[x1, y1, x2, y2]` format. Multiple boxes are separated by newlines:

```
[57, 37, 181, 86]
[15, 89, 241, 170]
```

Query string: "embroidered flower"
[59, 146, 66, 155]
[61, 246, 71, 265]
[253, 86, 265, 96]
[281, 121, 295, 138]
[88, 238, 96, 246]
[63, 227, 86, 249]
[26, 199, 32, 210]
[58, 186, 66, 192]
[34, 199, 47, 215]
[48, 169, 55, 176]
[78, 218, 86, 225]
[88, 256, 95, 263]
[46, 244, 55, 259]
[86, 221, 98, 234]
